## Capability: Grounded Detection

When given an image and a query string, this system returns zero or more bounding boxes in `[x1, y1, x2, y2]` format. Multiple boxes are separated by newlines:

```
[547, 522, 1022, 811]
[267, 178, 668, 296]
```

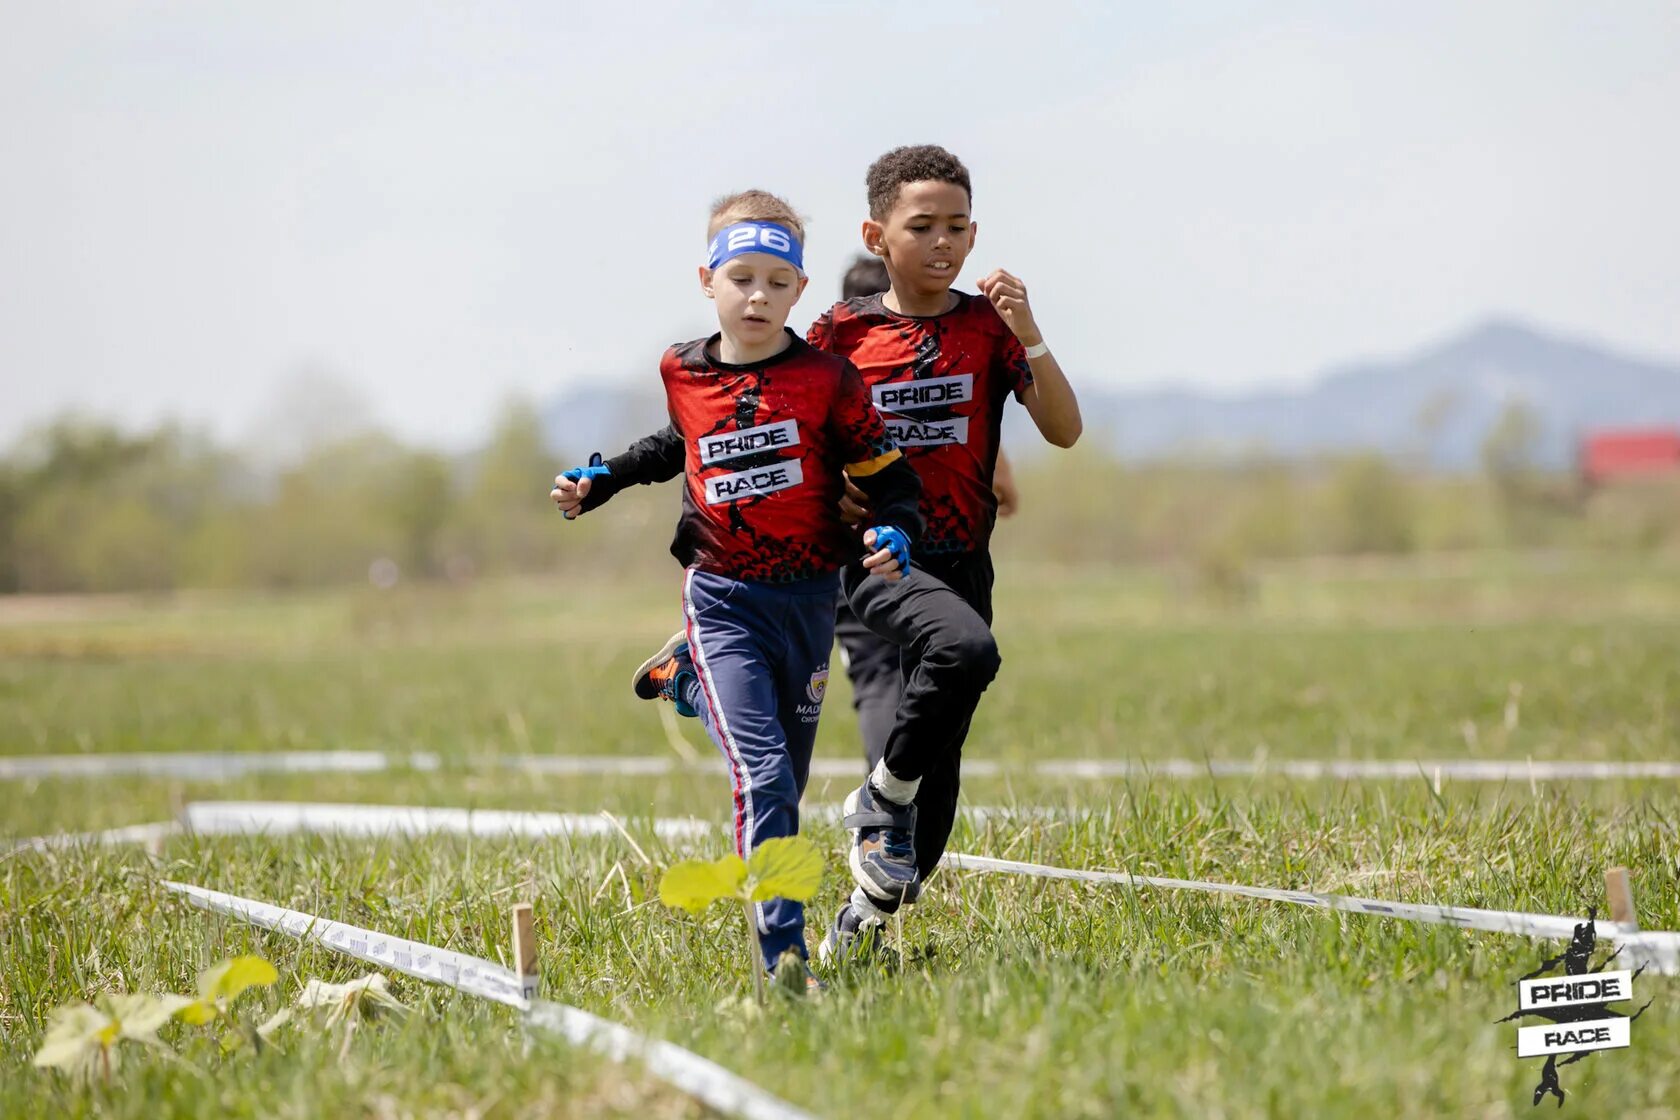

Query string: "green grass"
[3, 557, 1679, 1116]
[5, 557, 1679, 765]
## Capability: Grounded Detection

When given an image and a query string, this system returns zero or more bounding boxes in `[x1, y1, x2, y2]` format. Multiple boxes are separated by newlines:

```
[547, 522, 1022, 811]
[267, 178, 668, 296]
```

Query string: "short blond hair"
[707, 190, 805, 244]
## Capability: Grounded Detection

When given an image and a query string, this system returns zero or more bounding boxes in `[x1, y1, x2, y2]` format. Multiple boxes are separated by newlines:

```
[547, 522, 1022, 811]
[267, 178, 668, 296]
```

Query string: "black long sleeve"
[578, 425, 684, 512]
[580, 420, 923, 560]
[851, 455, 923, 550]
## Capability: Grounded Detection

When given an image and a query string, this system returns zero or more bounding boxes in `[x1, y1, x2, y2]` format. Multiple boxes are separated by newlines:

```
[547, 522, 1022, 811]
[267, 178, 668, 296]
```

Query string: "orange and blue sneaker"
[770, 949, 827, 996]
[631, 631, 698, 718]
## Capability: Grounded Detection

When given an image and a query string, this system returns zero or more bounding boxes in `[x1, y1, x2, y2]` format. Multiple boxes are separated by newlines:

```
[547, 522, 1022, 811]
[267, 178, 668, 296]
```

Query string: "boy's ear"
[698, 266, 715, 299]
[966, 219, 978, 254]
[792, 274, 809, 303]
[861, 219, 886, 258]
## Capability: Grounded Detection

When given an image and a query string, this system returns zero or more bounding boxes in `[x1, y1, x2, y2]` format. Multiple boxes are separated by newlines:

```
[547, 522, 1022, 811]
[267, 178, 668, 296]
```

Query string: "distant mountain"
[1044, 318, 1680, 469]
[546, 318, 1680, 470]
[542, 382, 669, 463]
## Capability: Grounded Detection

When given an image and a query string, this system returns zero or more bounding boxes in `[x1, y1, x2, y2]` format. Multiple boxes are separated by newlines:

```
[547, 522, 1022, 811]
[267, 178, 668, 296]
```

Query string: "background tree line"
[1, 400, 1675, 595]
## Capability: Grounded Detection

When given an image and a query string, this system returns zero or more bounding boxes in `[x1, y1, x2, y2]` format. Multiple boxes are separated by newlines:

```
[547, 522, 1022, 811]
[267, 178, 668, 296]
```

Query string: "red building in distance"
[1580, 427, 1680, 485]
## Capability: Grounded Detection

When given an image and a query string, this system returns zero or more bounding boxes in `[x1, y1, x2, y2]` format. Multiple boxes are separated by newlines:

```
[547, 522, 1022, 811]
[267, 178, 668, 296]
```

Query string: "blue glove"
[558, 452, 611, 520]
[561, 452, 612, 484]
[865, 525, 911, 575]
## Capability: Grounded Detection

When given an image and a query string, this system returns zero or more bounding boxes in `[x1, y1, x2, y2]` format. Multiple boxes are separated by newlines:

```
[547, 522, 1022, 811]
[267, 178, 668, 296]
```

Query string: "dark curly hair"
[841, 254, 890, 299]
[865, 144, 972, 220]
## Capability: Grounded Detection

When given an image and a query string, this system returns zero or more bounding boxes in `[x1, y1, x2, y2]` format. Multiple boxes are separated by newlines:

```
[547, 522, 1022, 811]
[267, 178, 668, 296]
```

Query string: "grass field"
[3, 554, 1679, 1117]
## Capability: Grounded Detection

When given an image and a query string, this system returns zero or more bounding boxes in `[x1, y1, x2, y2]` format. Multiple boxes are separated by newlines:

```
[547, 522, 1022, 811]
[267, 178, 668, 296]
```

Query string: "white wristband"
[1023, 341, 1050, 360]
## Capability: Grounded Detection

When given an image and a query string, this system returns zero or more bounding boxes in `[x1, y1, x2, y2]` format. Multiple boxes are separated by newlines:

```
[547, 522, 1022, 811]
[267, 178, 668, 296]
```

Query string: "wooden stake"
[1605, 867, 1637, 930]
[511, 903, 538, 1000]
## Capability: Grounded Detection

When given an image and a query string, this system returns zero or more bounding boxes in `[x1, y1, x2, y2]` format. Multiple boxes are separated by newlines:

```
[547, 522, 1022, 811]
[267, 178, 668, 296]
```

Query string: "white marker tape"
[508, 756, 917, 779]
[509, 755, 1680, 782]
[525, 1001, 819, 1120]
[163, 879, 529, 1006]
[9, 821, 180, 854]
[512, 755, 1680, 782]
[0, 751, 438, 780]
[181, 800, 1680, 974]
[803, 802, 1054, 828]
[180, 800, 1048, 843]
[1030, 758, 1680, 781]
[182, 801, 712, 843]
[6, 751, 1679, 783]
[941, 852, 1680, 975]
[164, 880, 817, 1120]
[10, 802, 1049, 856]
[509, 757, 1011, 780]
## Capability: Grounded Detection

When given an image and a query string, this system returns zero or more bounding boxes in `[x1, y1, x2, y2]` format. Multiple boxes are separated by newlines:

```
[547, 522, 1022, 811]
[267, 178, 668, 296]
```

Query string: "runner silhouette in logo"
[1495, 908, 1654, 1107]
[699, 371, 776, 538]
[1531, 1056, 1566, 1107]
[1517, 909, 1606, 982]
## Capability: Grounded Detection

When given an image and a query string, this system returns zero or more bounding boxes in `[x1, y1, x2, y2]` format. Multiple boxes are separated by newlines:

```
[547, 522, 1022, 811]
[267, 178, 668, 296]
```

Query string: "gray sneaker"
[841, 779, 919, 906]
[817, 902, 884, 966]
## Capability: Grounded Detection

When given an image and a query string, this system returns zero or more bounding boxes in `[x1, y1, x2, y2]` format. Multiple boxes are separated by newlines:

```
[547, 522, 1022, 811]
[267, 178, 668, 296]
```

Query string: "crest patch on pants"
[806, 667, 829, 705]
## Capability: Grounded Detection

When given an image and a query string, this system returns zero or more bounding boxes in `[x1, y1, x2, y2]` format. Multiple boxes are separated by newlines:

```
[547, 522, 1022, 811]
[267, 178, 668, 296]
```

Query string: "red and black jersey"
[807, 291, 1032, 555]
[658, 330, 910, 583]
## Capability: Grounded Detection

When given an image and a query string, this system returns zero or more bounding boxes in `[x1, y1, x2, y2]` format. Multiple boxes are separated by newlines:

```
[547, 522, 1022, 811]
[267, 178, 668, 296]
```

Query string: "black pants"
[837, 552, 1000, 880]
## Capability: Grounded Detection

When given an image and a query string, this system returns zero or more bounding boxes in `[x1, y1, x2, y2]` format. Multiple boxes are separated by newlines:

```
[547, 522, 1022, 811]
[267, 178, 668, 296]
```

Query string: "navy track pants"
[682, 566, 839, 963]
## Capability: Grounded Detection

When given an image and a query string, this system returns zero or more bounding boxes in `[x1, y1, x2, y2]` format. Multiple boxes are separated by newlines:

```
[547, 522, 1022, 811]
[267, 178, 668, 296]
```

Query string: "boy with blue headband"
[550, 190, 922, 979]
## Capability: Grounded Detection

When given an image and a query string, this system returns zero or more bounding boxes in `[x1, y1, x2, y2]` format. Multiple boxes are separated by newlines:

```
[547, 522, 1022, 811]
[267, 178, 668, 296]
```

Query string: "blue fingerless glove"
[561, 452, 612, 483]
[866, 525, 911, 574]
[559, 452, 612, 521]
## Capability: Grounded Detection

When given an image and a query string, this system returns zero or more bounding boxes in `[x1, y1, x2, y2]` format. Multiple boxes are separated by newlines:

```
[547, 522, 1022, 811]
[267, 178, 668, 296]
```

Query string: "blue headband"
[706, 221, 804, 274]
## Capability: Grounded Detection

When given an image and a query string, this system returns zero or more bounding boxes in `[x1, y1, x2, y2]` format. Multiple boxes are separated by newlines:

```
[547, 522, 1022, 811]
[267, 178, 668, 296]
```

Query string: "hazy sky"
[3, 2, 1677, 450]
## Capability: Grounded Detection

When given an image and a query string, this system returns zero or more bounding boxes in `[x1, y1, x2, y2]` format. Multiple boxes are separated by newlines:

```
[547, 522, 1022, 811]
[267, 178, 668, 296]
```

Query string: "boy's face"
[862, 180, 976, 299]
[699, 253, 808, 345]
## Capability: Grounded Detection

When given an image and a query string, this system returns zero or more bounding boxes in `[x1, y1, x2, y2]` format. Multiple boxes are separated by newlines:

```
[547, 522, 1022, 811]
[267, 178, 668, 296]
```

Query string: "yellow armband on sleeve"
[845, 448, 902, 478]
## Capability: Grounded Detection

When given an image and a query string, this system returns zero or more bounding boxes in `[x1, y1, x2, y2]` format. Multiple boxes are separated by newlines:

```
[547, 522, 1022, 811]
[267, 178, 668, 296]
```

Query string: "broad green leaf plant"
[659, 835, 824, 1002]
[32, 955, 410, 1083]
[32, 955, 277, 1082]
[176, 955, 281, 1053]
[31, 993, 191, 1082]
